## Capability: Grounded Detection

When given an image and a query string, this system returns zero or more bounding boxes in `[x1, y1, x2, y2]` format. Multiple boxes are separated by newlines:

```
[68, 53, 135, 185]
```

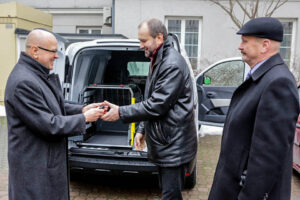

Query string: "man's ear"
[155, 33, 164, 44]
[30, 46, 39, 59]
[261, 39, 271, 54]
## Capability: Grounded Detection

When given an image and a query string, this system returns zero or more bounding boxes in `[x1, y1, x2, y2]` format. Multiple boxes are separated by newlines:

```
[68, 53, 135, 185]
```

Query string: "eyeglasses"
[37, 46, 58, 53]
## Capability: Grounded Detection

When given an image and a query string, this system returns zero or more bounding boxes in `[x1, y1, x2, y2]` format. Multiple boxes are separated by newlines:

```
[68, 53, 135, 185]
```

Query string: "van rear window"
[71, 49, 150, 102]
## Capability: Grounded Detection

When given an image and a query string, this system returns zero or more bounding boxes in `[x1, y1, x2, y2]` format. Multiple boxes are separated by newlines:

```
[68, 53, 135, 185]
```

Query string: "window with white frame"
[77, 27, 101, 34]
[279, 20, 296, 67]
[166, 18, 201, 70]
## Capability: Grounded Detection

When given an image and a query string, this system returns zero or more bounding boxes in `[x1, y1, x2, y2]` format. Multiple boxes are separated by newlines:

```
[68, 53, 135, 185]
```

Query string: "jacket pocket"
[153, 121, 169, 145]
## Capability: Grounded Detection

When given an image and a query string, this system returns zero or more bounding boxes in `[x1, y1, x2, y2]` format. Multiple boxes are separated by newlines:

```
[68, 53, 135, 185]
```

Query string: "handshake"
[82, 101, 120, 123]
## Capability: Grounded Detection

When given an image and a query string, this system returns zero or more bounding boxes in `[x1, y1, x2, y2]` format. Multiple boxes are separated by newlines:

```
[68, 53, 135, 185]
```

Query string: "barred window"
[167, 18, 201, 70]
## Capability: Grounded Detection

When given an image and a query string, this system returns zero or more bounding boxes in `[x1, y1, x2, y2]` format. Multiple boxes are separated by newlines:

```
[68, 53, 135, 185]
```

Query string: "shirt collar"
[250, 58, 269, 75]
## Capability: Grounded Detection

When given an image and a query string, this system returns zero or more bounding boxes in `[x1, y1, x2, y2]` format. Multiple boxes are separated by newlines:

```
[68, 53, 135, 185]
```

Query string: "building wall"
[5, 0, 112, 8]
[0, 0, 113, 34]
[115, 0, 300, 74]
[0, 2, 52, 105]
[272, 1, 300, 79]
[51, 14, 103, 33]
[0, 0, 298, 77]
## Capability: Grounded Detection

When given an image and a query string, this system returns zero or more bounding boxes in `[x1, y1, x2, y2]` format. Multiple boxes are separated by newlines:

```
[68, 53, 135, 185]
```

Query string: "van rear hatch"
[66, 46, 157, 174]
[67, 48, 150, 148]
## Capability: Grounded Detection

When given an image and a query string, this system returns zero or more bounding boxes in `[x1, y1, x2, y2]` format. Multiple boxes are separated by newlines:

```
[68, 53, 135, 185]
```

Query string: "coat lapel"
[148, 43, 165, 95]
[46, 74, 66, 115]
[20, 52, 66, 115]
[233, 54, 284, 97]
[251, 53, 284, 82]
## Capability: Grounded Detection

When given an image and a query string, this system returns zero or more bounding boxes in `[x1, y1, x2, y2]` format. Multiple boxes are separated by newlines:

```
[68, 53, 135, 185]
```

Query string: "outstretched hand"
[83, 107, 105, 123]
[100, 101, 120, 122]
[82, 103, 102, 113]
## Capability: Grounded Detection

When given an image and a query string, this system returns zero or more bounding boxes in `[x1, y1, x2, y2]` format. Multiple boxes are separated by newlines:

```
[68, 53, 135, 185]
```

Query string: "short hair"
[138, 18, 168, 40]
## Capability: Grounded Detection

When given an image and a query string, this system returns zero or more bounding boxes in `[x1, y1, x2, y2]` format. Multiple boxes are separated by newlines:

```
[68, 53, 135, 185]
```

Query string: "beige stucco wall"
[0, 1, 52, 105]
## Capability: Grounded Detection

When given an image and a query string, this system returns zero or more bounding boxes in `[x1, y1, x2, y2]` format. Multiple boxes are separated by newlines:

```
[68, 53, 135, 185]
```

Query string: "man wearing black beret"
[209, 17, 299, 200]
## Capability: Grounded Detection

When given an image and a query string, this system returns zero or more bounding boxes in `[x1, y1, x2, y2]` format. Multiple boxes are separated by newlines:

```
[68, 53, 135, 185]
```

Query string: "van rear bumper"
[68, 149, 158, 174]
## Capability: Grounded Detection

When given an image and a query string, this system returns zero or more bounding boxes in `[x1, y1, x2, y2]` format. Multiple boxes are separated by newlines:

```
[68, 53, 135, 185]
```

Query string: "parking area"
[1, 118, 300, 199]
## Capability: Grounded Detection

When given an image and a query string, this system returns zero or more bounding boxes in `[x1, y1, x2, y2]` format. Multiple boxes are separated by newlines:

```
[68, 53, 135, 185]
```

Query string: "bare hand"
[83, 107, 105, 123]
[82, 103, 102, 113]
[134, 133, 146, 151]
[101, 101, 120, 122]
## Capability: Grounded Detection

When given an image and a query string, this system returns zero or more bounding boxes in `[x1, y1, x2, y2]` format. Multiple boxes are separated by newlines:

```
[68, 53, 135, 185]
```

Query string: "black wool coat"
[120, 38, 198, 167]
[5, 52, 86, 200]
[208, 54, 299, 200]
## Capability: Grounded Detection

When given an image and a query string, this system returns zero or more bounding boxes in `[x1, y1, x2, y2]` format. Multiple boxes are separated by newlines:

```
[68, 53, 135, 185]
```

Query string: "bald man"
[4, 29, 105, 200]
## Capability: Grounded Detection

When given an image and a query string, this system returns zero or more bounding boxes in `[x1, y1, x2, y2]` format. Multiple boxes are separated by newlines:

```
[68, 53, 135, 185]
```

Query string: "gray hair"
[138, 18, 168, 40]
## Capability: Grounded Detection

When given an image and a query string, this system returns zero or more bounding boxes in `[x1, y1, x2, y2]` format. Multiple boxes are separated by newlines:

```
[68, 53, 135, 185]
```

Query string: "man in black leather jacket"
[101, 18, 198, 200]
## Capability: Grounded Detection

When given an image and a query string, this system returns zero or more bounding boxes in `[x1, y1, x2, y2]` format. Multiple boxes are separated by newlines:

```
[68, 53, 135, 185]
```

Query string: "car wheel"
[184, 165, 197, 189]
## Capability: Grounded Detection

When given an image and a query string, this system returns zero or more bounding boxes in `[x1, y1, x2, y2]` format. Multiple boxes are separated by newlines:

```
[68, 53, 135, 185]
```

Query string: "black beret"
[236, 17, 283, 42]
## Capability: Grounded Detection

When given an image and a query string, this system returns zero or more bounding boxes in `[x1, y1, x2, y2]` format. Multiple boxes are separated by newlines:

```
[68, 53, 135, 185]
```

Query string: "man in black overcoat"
[5, 29, 105, 200]
[208, 17, 300, 200]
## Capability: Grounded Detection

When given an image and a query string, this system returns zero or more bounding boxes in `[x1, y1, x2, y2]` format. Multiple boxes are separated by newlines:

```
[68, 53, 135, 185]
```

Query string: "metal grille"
[81, 85, 134, 106]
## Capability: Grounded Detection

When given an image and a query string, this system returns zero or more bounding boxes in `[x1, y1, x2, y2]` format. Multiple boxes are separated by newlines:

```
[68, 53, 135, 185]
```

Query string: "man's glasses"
[37, 46, 58, 53]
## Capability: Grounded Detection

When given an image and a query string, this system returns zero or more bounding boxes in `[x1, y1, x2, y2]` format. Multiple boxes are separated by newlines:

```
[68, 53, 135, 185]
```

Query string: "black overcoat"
[5, 52, 86, 200]
[208, 54, 299, 200]
[120, 38, 198, 167]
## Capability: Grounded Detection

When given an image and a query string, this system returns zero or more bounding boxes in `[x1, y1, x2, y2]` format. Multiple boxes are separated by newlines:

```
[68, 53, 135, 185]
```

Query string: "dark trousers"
[158, 165, 185, 200]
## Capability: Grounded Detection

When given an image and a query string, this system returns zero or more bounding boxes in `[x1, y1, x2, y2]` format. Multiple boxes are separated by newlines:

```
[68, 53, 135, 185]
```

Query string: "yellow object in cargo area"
[130, 97, 136, 146]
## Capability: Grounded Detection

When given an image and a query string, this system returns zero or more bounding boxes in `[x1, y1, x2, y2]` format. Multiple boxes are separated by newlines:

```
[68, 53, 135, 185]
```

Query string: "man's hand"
[100, 101, 120, 122]
[134, 133, 146, 151]
[82, 103, 102, 113]
[83, 107, 105, 123]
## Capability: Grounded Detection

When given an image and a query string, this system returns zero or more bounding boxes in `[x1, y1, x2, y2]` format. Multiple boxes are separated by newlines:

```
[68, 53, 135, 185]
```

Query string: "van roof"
[66, 38, 141, 64]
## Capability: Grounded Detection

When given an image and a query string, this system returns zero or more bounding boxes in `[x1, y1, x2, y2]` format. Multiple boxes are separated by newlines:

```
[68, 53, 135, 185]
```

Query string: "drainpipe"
[112, 0, 115, 34]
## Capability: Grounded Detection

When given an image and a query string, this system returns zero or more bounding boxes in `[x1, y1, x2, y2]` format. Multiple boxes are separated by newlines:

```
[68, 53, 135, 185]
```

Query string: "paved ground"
[1, 117, 300, 199]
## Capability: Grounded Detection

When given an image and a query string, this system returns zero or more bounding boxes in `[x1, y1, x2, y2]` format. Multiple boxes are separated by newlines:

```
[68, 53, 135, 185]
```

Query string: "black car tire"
[184, 165, 197, 189]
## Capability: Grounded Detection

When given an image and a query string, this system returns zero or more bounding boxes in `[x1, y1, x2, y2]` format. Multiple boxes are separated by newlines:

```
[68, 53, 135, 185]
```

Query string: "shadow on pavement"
[70, 172, 160, 189]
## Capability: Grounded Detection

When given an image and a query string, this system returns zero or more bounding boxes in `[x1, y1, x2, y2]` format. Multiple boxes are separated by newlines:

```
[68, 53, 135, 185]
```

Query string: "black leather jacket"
[120, 37, 198, 167]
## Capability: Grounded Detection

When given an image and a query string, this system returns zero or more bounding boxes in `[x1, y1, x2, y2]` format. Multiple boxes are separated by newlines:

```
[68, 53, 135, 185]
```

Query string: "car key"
[99, 105, 110, 112]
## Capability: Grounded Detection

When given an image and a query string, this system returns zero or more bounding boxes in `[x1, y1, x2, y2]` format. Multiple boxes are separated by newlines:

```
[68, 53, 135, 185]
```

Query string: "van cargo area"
[67, 49, 150, 149]
[79, 85, 141, 148]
